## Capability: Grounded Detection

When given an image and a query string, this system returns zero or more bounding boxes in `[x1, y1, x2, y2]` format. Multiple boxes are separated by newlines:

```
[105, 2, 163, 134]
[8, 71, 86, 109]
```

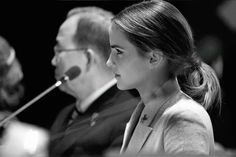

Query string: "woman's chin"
[116, 82, 131, 91]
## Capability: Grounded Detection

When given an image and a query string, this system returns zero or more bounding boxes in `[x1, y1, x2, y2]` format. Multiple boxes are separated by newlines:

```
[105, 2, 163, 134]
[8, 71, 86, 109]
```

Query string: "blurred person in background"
[0, 36, 39, 157]
[50, 6, 139, 157]
[196, 35, 223, 79]
[0, 35, 24, 126]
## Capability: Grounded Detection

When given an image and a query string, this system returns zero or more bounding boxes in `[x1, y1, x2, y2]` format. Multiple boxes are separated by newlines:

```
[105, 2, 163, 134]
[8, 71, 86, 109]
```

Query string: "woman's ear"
[148, 50, 164, 68]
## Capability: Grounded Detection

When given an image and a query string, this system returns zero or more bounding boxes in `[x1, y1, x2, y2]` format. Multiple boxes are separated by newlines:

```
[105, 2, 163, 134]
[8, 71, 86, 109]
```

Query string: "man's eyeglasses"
[54, 47, 87, 54]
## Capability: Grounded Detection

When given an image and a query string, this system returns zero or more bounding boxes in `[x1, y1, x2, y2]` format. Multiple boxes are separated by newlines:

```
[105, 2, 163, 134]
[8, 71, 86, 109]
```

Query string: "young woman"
[107, 0, 221, 155]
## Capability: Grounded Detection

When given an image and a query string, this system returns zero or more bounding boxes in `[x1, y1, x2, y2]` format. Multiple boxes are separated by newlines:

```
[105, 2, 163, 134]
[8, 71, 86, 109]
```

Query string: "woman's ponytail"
[178, 61, 222, 110]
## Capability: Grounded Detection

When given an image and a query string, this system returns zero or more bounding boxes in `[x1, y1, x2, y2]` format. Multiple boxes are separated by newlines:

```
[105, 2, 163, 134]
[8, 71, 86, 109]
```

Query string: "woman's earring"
[150, 57, 157, 63]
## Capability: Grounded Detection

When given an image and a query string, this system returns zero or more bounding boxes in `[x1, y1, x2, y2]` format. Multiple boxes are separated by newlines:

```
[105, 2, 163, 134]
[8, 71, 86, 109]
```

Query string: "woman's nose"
[106, 54, 115, 69]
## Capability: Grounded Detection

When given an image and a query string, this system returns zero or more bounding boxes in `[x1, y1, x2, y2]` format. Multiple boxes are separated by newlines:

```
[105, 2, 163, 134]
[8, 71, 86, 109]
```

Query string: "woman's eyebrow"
[110, 44, 125, 50]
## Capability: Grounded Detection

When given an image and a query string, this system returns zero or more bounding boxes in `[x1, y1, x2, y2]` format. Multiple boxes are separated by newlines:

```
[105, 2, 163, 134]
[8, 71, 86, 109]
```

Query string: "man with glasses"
[49, 7, 139, 157]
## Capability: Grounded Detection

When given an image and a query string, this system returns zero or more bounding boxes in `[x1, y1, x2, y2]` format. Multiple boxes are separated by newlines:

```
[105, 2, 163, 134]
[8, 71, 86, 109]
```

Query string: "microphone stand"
[0, 79, 65, 127]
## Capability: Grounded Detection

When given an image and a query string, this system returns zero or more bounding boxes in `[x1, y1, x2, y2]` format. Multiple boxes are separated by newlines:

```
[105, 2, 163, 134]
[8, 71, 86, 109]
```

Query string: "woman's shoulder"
[163, 95, 212, 126]
[166, 92, 206, 113]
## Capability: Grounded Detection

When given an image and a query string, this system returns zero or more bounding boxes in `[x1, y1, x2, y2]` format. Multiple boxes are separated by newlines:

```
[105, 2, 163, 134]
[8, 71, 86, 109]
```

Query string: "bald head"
[62, 7, 114, 61]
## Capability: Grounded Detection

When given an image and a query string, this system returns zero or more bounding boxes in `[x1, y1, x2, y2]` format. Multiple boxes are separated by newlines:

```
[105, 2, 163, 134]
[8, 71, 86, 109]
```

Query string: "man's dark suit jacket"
[49, 85, 140, 157]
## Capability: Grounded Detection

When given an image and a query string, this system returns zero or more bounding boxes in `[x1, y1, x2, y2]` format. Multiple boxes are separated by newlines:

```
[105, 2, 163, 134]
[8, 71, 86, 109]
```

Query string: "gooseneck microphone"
[55, 66, 81, 86]
[0, 66, 81, 127]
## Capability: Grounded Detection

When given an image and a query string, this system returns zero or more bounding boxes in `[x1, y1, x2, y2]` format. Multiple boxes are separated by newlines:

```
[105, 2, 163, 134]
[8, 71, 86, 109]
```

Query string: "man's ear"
[148, 50, 164, 68]
[84, 48, 96, 71]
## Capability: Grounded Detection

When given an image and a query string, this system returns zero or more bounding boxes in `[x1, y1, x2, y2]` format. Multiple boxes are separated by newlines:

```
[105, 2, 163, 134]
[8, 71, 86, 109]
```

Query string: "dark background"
[0, 0, 235, 149]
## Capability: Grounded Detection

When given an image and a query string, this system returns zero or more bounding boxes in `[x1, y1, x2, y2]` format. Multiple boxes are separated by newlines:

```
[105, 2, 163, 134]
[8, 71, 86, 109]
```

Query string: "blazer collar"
[120, 101, 144, 153]
[124, 91, 182, 153]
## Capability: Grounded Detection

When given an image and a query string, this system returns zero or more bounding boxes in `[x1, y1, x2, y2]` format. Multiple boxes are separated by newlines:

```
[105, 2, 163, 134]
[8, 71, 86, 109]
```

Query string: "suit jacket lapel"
[125, 91, 182, 153]
[126, 123, 153, 153]
[125, 100, 160, 153]
[120, 101, 144, 153]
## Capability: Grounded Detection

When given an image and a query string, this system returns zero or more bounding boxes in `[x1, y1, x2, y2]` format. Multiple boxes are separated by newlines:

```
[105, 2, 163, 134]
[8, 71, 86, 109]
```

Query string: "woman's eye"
[116, 49, 123, 55]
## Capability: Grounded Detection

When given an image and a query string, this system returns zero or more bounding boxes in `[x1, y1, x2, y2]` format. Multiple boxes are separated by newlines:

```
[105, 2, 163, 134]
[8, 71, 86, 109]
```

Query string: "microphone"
[55, 66, 81, 86]
[0, 66, 81, 126]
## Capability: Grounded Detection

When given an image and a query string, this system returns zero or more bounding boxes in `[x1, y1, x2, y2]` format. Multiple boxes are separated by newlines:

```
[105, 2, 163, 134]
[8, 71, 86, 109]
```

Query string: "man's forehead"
[57, 15, 80, 41]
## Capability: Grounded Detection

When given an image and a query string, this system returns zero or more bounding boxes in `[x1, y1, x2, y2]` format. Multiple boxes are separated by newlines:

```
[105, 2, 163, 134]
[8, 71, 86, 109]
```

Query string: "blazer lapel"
[125, 92, 182, 153]
[125, 101, 159, 153]
[126, 124, 153, 153]
[120, 101, 144, 153]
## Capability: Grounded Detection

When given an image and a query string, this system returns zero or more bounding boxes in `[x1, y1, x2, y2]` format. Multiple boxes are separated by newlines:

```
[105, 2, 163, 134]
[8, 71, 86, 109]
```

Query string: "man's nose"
[51, 56, 57, 66]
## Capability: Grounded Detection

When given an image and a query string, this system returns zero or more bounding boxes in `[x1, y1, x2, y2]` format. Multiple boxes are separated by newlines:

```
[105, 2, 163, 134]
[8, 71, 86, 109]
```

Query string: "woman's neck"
[138, 78, 180, 105]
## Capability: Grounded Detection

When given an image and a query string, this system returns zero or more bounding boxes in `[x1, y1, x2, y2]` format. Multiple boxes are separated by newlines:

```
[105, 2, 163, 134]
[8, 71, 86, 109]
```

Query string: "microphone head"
[64, 66, 81, 81]
[56, 66, 81, 86]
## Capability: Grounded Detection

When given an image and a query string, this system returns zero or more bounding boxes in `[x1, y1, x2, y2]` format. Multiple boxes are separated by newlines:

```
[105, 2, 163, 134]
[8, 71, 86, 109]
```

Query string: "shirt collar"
[75, 78, 117, 113]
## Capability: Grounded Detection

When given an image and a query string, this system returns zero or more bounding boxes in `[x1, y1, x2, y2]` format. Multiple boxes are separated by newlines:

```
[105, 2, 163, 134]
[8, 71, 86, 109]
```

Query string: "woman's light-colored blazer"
[121, 92, 214, 155]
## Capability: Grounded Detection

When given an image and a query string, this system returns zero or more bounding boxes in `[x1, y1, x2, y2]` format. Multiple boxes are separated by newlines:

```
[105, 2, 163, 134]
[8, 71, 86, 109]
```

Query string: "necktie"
[67, 106, 81, 126]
